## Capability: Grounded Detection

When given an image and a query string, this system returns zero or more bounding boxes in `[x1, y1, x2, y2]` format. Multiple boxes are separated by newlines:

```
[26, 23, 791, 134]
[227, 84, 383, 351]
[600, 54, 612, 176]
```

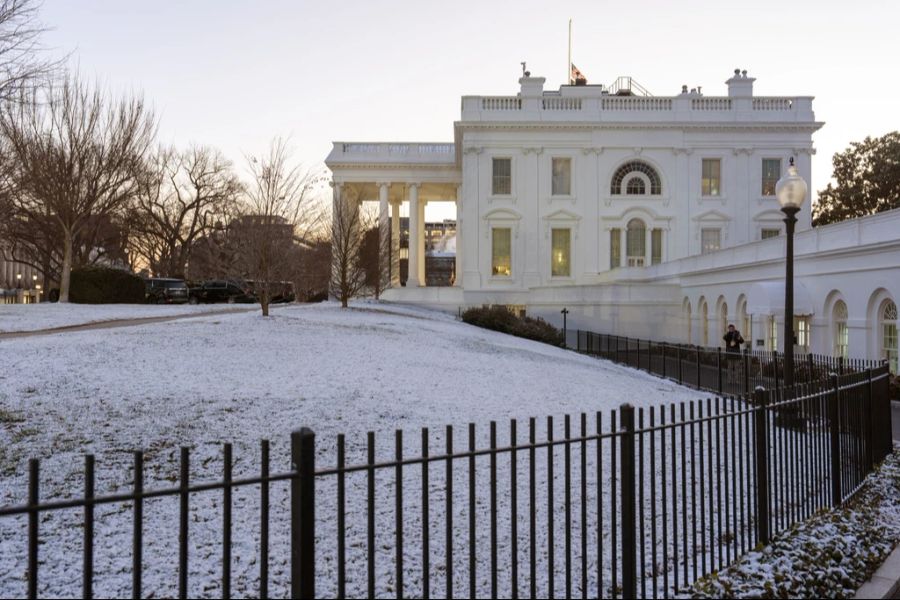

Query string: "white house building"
[325, 69, 899, 372]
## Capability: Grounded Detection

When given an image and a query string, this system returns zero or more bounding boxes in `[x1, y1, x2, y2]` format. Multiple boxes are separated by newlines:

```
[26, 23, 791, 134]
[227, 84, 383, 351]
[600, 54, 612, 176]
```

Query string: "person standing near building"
[723, 324, 745, 383]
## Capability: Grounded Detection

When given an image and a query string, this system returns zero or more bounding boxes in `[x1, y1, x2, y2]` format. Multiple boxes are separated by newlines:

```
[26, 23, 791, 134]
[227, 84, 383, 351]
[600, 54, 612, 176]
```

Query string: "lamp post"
[775, 157, 808, 391]
[561, 307, 569, 348]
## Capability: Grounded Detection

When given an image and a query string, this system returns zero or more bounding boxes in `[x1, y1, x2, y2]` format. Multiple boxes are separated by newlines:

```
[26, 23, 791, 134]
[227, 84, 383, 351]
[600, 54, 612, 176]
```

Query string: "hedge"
[462, 305, 564, 347]
[69, 267, 146, 304]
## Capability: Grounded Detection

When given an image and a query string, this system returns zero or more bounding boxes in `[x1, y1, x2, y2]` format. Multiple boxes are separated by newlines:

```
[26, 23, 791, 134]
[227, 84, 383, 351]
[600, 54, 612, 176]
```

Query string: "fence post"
[743, 349, 751, 396]
[866, 368, 876, 469]
[828, 374, 842, 507]
[661, 342, 667, 379]
[773, 351, 780, 391]
[620, 404, 637, 600]
[806, 353, 814, 384]
[838, 355, 844, 376]
[753, 387, 770, 546]
[615, 336, 620, 364]
[717, 348, 723, 396]
[677, 346, 683, 385]
[291, 428, 316, 600]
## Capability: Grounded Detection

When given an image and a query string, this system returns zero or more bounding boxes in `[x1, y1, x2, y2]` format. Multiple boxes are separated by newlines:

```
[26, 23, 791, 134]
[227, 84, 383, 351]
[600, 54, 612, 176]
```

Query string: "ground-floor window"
[833, 300, 849, 359]
[626, 219, 646, 267]
[551, 228, 571, 277]
[651, 229, 663, 265]
[767, 316, 778, 351]
[610, 228, 621, 270]
[882, 300, 898, 373]
[701, 228, 721, 254]
[491, 228, 511, 277]
[795, 316, 811, 352]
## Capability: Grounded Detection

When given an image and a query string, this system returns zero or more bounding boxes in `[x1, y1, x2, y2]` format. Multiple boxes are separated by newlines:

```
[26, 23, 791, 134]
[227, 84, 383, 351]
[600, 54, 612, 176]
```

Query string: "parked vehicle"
[245, 280, 296, 304]
[188, 280, 256, 304]
[145, 278, 190, 304]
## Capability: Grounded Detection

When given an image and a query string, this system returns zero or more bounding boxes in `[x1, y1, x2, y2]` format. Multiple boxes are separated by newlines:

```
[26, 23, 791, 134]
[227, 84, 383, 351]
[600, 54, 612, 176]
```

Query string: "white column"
[390, 201, 401, 287]
[407, 183, 421, 287]
[620, 229, 626, 267]
[378, 183, 390, 289]
[454, 185, 462, 286]
[645, 227, 653, 266]
[418, 199, 426, 286]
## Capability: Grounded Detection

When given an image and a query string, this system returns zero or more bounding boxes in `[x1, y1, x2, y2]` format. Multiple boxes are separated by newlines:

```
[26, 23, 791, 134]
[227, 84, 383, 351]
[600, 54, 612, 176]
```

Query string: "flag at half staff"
[570, 63, 587, 85]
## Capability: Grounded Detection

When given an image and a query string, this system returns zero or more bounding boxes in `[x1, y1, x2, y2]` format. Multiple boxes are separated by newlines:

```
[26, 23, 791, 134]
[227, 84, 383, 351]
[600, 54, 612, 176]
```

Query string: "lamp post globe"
[775, 157, 808, 393]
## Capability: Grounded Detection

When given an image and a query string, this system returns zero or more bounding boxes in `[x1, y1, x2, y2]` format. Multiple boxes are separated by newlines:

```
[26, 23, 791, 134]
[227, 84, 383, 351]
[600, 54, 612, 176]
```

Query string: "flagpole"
[567, 19, 572, 84]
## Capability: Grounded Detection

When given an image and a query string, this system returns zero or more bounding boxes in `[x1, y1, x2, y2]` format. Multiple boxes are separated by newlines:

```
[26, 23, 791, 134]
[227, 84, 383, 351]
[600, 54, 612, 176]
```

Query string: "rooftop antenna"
[567, 18, 573, 84]
[521, 61, 528, 77]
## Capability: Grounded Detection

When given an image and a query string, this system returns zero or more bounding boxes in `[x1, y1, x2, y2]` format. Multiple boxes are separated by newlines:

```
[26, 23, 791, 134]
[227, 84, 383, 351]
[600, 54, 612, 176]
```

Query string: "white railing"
[338, 143, 455, 158]
[542, 97, 582, 110]
[753, 97, 794, 110]
[482, 97, 522, 110]
[341, 143, 380, 153]
[691, 97, 732, 110]
[601, 97, 673, 111]
[417, 144, 454, 154]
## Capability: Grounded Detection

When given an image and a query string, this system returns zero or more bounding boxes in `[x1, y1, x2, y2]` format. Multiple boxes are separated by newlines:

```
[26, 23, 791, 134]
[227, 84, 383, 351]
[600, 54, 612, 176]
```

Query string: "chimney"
[726, 68, 755, 97]
[519, 76, 546, 97]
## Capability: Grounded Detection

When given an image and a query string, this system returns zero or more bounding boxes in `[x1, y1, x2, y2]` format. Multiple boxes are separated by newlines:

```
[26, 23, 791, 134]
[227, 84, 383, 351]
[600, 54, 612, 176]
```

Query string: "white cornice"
[455, 121, 825, 133]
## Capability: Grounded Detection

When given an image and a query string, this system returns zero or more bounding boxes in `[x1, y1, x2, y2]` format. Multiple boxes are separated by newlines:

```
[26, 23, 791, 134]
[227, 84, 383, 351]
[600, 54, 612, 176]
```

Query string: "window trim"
[700, 227, 722, 255]
[700, 157, 723, 198]
[490, 226, 513, 278]
[550, 227, 572, 278]
[761, 157, 782, 197]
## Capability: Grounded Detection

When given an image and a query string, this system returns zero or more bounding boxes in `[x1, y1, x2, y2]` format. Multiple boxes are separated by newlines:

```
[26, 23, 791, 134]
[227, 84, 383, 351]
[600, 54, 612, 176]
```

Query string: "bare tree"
[0, 74, 156, 301]
[0, 0, 61, 103]
[330, 186, 373, 308]
[237, 138, 323, 316]
[128, 145, 242, 277]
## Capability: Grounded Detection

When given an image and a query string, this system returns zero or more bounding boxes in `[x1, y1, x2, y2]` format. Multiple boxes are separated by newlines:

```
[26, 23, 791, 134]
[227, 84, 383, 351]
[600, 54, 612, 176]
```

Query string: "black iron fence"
[0, 367, 893, 599]
[575, 330, 882, 396]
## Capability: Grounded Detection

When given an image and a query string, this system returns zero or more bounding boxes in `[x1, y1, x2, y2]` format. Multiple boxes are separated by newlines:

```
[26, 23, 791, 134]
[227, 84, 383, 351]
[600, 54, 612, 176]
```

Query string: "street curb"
[854, 541, 900, 599]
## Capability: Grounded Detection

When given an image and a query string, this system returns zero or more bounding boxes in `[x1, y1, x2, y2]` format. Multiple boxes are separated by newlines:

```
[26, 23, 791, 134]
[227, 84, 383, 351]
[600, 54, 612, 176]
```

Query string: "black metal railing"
[575, 330, 882, 396]
[0, 367, 892, 599]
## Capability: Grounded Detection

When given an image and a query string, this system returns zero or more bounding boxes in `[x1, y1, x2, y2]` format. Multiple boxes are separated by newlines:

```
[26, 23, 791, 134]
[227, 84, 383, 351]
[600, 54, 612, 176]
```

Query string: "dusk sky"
[41, 0, 899, 207]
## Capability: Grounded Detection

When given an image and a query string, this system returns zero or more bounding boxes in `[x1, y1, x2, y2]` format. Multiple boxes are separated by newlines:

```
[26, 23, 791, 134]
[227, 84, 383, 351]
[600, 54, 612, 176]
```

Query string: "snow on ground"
[0, 302, 244, 333]
[0, 301, 703, 598]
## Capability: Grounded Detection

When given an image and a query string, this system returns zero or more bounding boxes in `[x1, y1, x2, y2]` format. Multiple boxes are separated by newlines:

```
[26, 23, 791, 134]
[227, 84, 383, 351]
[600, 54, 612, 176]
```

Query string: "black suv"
[145, 278, 190, 304]
[189, 280, 256, 304]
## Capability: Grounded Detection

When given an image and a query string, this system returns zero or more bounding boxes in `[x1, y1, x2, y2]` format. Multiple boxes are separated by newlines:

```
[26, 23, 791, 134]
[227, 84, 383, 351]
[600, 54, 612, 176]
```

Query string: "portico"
[326, 143, 462, 291]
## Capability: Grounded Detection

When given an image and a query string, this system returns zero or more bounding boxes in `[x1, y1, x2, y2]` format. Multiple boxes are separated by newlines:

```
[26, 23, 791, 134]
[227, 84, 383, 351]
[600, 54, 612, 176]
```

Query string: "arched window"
[881, 299, 898, 373]
[833, 300, 849, 359]
[610, 161, 662, 195]
[626, 219, 646, 266]
[625, 177, 645, 195]
[737, 296, 750, 340]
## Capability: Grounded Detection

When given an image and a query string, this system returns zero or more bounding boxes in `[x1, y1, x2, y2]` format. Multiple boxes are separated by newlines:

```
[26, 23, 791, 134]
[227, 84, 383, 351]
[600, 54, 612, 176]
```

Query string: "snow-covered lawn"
[0, 301, 702, 598]
[0, 302, 245, 333]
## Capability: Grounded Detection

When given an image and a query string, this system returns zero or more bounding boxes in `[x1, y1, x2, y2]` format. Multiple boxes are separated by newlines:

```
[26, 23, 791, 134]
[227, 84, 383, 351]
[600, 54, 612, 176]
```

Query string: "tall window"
[701, 158, 721, 196]
[551, 228, 571, 277]
[610, 161, 662, 195]
[491, 228, 511, 276]
[492, 158, 511, 195]
[610, 228, 621, 270]
[882, 300, 898, 373]
[833, 300, 849, 359]
[626, 219, 646, 267]
[551, 158, 571, 196]
[761, 228, 781, 240]
[762, 159, 781, 196]
[651, 229, 663, 265]
[701, 228, 721, 254]
[768, 316, 778, 351]
[795, 317, 811, 351]
[700, 301, 709, 346]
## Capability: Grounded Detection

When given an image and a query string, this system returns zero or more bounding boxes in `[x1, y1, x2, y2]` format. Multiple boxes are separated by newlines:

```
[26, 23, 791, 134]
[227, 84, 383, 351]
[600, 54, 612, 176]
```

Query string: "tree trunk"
[261, 289, 269, 317]
[59, 229, 73, 303]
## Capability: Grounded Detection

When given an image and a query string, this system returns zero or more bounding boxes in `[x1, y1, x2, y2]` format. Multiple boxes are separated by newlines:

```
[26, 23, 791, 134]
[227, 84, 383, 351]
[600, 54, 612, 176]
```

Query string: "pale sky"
[40, 0, 899, 208]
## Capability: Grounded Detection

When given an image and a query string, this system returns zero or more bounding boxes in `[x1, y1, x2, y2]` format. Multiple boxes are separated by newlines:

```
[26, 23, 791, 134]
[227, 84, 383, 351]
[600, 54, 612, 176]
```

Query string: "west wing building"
[326, 70, 899, 371]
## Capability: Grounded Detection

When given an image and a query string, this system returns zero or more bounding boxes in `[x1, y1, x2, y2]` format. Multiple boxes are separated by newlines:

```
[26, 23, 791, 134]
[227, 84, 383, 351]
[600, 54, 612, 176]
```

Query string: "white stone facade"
[326, 70, 898, 370]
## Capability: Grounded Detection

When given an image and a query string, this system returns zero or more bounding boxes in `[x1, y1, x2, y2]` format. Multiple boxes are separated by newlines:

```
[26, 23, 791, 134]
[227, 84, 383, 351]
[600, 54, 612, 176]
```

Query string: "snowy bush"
[462, 305, 564, 347]
[689, 448, 900, 599]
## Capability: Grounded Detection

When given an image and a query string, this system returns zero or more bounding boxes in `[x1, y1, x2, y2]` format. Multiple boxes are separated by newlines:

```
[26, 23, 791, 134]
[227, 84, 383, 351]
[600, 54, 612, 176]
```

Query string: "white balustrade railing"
[542, 97, 582, 110]
[753, 97, 794, 110]
[691, 97, 732, 110]
[601, 97, 673, 111]
[481, 97, 522, 110]
[338, 143, 454, 157]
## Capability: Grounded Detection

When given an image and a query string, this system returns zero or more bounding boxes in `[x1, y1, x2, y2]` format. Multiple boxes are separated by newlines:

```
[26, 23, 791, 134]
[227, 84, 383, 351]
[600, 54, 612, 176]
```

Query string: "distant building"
[327, 69, 899, 370]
